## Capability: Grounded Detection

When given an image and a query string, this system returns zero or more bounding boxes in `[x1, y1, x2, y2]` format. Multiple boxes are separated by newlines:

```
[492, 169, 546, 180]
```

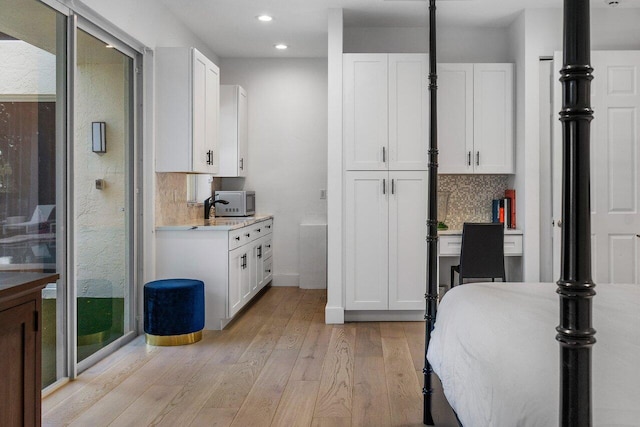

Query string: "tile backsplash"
[438, 175, 510, 230]
[155, 173, 202, 225]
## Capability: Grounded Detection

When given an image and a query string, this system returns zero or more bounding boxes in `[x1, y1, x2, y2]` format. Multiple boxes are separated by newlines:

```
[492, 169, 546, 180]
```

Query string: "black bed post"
[423, 0, 438, 425]
[557, 1, 596, 426]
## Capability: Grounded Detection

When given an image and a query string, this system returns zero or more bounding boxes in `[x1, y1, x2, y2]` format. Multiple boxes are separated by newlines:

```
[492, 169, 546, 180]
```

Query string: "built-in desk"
[437, 229, 523, 287]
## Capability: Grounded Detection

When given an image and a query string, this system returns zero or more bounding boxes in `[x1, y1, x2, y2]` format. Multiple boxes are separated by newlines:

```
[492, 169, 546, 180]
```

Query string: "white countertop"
[439, 228, 522, 235]
[156, 214, 273, 231]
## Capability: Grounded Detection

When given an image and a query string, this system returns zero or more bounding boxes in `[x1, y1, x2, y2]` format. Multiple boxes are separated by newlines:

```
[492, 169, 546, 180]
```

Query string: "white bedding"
[427, 282, 640, 427]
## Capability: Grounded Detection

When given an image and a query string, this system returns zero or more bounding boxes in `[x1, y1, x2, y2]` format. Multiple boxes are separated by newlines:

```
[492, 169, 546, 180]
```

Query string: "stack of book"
[492, 189, 516, 229]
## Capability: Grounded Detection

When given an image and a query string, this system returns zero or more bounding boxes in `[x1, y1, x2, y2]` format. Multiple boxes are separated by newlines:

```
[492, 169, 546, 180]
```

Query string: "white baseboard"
[272, 273, 299, 287]
[345, 310, 425, 322]
[325, 305, 344, 324]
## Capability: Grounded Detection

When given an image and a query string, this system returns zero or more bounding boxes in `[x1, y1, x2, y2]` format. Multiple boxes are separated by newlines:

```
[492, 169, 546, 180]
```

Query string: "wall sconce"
[92, 122, 107, 153]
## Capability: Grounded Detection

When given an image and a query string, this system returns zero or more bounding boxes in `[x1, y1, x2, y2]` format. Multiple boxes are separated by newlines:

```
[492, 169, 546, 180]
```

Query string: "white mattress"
[427, 282, 640, 427]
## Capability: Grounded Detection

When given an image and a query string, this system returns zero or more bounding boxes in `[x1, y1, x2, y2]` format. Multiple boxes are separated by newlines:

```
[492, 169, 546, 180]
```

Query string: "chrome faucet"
[204, 197, 229, 219]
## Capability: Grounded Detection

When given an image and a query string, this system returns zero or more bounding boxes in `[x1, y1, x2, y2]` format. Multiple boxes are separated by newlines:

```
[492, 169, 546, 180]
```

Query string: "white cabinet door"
[388, 54, 429, 170]
[345, 172, 389, 310]
[218, 85, 247, 177]
[438, 64, 474, 174]
[238, 87, 248, 177]
[228, 246, 247, 317]
[473, 63, 514, 174]
[344, 54, 388, 171]
[388, 171, 427, 310]
[156, 47, 219, 173]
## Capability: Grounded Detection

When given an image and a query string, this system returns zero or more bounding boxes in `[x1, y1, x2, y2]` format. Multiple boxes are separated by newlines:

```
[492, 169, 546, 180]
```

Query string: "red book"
[499, 206, 505, 224]
[505, 189, 516, 228]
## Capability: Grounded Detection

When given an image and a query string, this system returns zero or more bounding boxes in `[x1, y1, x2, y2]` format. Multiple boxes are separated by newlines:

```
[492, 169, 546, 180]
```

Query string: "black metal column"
[557, 1, 596, 426]
[423, 0, 438, 425]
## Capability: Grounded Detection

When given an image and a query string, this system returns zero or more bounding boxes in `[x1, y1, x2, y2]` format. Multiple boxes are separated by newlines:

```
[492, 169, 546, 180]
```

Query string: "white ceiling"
[158, 0, 640, 58]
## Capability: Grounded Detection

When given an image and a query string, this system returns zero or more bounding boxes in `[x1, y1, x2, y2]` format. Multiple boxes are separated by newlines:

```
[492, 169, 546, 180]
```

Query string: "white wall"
[219, 58, 328, 287]
[344, 25, 512, 62]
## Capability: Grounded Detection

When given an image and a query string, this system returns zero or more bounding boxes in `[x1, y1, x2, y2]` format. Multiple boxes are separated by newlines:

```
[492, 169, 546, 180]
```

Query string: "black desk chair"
[451, 222, 505, 288]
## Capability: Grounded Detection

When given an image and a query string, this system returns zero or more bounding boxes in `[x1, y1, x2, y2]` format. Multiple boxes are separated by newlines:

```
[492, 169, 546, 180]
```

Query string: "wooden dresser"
[0, 272, 58, 427]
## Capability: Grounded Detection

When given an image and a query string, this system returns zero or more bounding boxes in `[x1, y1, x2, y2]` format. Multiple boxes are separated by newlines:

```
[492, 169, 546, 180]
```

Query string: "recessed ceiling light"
[274, 44, 288, 50]
[257, 15, 273, 22]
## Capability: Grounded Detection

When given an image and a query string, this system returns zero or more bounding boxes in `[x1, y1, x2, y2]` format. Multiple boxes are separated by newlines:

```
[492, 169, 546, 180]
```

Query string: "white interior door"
[553, 51, 640, 285]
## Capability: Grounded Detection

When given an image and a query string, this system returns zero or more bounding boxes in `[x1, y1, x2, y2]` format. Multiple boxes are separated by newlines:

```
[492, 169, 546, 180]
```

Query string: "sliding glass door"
[0, 0, 66, 389]
[0, 0, 141, 386]
[73, 25, 137, 367]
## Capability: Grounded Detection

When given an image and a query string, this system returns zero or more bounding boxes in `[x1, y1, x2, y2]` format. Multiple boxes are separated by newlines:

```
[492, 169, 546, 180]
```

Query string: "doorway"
[552, 51, 640, 284]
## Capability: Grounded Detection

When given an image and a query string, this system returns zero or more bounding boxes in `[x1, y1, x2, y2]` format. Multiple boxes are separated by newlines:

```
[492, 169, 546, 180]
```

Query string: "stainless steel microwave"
[214, 191, 255, 217]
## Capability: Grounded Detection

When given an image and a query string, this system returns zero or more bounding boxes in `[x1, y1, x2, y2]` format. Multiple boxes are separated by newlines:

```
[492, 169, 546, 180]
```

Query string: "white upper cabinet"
[438, 63, 514, 174]
[344, 53, 428, 171]
[218, 85, 248, 177]
[156, 47, 220, 174]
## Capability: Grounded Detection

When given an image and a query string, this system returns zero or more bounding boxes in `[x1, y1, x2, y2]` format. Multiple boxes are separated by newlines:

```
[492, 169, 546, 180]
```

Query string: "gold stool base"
[146, 330, 203, 346]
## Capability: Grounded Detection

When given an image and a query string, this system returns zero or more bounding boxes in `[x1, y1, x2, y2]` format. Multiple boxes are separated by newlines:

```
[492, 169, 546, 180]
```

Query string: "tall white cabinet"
[438, 63, 514, 174]
[343, 53, 428, 316]
[218, 85, 248, 177]
[156, 47, 220, 174]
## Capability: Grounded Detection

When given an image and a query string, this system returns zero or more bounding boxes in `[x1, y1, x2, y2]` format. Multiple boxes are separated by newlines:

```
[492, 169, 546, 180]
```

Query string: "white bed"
[427, 282, 640, 427]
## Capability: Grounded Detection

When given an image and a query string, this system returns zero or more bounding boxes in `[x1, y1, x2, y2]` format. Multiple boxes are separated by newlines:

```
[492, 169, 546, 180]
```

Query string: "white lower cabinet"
[345, 171, 427, 311]
[156, 218, 273, 329]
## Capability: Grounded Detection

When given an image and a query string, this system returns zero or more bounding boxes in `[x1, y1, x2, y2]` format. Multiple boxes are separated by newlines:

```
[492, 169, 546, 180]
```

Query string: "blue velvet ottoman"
[144, 279, 205, 346]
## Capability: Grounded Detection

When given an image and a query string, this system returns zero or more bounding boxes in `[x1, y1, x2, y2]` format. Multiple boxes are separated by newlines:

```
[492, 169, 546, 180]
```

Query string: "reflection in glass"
[75, 29, 133, 363]
[0, 0, 64, 388]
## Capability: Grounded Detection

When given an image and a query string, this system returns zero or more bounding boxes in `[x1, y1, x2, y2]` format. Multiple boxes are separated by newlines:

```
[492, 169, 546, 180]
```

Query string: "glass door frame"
[32, 0, 144, 388]
[70, 15, 142, 377]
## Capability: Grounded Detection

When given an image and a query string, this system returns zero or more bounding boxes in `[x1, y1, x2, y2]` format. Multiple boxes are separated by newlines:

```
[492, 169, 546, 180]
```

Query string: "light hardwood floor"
[43, 287, 458, 427]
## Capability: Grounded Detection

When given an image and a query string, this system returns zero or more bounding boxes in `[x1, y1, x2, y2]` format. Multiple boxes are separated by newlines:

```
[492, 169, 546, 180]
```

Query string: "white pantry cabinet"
[218, 85, 248, 177]
[345, 171, 427, 310]
[343, 54, 429, 171]
[156, 47, 220, 174]
[156, 218, 273, 329]
[438, 63, 514, 174]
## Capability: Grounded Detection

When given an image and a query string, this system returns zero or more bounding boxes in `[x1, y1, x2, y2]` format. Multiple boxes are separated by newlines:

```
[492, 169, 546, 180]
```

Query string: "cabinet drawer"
[263, 256, 273, 284]
[438, 235, 462, 256]
[263, 236, 273, 259]
[251, 220, 271, 240]
[439, 233, 523, 256]
[229, 229, 246, 250]
[261, 219, 273, 234]
[503, 234, 523, 255]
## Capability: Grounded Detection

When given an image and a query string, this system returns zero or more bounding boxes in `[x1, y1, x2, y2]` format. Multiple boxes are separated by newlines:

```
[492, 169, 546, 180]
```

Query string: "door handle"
[391, 179, 395, 195]
[382, 146, 386, 163]
[476, 151, 480, 166]
[382, 178, 386, 195]
[467, 151, 471, 166]
[240, 158, 244, 170]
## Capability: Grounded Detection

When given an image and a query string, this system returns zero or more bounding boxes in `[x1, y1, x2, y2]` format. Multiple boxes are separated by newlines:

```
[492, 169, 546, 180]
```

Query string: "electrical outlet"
[320, 189, 327, 199]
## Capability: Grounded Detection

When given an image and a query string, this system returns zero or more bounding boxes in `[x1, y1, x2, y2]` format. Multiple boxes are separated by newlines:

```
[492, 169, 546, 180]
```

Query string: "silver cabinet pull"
[240, 158, 244, 170]
[382, 178, 386, 195]
[391, 179, 395, 195]
[467, 151, 471, 166]
[382, 146, 386, 163]
[476, 151, 480, 166]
